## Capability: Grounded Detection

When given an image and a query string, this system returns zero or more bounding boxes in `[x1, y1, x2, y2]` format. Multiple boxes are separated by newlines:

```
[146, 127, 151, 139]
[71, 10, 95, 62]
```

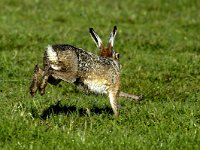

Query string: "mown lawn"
[0, 0, 200, 149]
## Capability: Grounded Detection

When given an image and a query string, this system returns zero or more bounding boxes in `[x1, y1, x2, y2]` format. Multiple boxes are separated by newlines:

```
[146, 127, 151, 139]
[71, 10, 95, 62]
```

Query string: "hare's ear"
[89, 28, 104, 50]
[108, 26, 117, 50]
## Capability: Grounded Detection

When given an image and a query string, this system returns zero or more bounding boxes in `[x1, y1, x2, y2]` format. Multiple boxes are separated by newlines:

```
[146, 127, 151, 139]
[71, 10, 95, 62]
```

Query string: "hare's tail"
[46, 45, 58, 62]
[45, 45, 61, 70]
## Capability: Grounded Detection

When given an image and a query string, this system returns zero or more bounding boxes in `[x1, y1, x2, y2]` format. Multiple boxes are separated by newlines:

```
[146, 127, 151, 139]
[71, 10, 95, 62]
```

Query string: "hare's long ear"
[89, 28, 104, 50]
[108, 26, 117, 50]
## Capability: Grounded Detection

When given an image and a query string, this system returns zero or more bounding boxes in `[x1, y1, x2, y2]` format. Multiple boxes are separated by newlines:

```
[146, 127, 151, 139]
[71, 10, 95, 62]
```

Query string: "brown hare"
[30, 26, 121, 117]
[30, 26, 142, 117]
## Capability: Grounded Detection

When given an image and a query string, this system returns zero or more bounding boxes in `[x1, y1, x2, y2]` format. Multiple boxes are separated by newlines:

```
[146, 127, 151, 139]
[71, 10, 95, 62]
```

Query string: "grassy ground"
[0, 0, 200, 149]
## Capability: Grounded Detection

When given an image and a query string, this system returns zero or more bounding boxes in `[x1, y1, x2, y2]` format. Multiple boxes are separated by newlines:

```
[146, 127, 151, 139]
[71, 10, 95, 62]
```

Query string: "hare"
[30, 26, 121, 117]
[89, 27, 142, 101]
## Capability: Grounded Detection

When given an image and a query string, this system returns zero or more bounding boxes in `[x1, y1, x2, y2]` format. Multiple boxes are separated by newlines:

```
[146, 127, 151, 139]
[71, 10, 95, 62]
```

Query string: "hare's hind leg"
[30, 65, 62, 96]
[38, 69, 51, 96]
[39, 69, 74, 95]
[30, 65, 44, 97]
[108, 91, 119, 117]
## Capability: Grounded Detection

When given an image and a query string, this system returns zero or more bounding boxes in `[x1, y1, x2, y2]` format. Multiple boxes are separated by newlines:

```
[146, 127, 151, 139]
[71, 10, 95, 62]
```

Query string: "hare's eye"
[115, 53, 120, 59]
[112, 50, 119, 59]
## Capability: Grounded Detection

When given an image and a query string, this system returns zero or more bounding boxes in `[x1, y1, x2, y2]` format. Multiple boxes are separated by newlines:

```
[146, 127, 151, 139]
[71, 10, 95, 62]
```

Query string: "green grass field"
[0, 0, 200, 149]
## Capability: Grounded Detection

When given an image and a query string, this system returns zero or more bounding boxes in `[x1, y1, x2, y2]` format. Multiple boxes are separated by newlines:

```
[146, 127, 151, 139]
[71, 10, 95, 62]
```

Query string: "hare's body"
[30, 26, 141, 117]
[30, 43, 120, 116]
[45, 44, 120, 94]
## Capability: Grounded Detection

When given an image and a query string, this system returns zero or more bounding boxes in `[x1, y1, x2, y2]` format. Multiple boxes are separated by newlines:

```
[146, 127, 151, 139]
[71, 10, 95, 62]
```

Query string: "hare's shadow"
[38, 101, 113, 119]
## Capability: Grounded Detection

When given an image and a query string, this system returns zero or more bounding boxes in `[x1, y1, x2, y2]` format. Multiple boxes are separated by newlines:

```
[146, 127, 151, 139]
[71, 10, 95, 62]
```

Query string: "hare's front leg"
[119, 91, 142, 101]
[108, 91, 119, 117]
[30, 65, 44, 97]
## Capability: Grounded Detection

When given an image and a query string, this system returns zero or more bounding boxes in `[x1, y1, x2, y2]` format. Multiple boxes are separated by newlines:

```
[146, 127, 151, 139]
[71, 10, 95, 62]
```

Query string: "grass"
[0, 0, 200, 149]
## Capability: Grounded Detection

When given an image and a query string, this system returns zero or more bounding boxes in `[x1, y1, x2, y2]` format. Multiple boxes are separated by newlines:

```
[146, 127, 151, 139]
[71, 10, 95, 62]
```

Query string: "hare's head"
[89, 26, 120, 60]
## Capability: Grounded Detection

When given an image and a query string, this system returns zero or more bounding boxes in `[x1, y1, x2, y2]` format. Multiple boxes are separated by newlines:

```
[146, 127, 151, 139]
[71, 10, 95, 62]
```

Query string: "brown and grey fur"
[30, 26, 142, 117]
[30, 26, 121, 117]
